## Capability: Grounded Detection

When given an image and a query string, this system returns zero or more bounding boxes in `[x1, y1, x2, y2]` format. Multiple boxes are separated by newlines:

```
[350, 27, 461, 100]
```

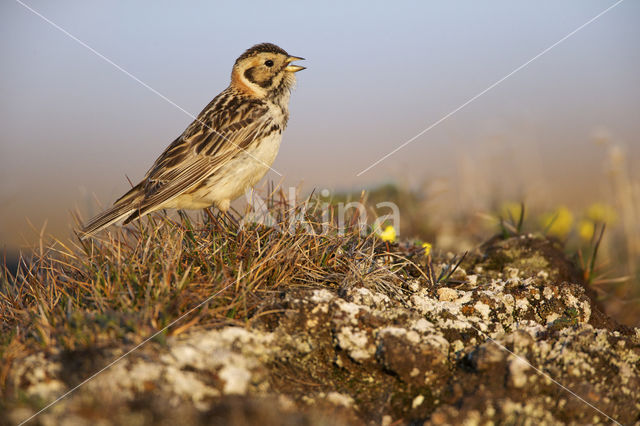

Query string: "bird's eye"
[265, 60, 274, 67]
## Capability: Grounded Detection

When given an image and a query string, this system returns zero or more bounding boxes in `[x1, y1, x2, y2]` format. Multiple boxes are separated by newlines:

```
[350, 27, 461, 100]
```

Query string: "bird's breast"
[172, 102, 289, 210]
[195, 130, 283, 207]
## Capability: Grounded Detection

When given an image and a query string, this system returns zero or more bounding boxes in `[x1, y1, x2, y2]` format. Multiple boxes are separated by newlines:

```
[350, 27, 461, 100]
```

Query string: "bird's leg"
[222, 209, 239, 227]
[205, 208, 224, 233]
[205, 208, 217, 223]
[215, 199, 239, 229]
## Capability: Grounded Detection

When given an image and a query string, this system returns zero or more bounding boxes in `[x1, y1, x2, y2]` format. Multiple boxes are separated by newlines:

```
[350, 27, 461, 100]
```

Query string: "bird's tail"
[80, 204, 136, 239]
[80, 182, 144, 239]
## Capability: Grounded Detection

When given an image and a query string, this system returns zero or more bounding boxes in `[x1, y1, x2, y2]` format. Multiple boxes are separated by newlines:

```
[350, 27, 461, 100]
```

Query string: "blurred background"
[1, 1, 639, 322]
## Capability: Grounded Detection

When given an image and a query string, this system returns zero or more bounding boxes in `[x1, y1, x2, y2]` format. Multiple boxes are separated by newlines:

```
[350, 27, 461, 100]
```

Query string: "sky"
[1, 0, 639, 248]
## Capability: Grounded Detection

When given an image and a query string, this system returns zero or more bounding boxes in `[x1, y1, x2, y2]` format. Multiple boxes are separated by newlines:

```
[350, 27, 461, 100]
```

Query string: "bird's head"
[231, 43, 305, 99]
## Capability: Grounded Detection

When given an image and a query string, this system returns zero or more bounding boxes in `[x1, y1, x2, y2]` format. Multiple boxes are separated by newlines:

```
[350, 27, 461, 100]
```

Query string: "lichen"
[6, 235, 640, 425]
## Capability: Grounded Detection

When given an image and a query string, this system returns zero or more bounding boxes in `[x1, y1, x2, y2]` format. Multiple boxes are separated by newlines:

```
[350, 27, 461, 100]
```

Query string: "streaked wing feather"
[131, 98, 271, 216]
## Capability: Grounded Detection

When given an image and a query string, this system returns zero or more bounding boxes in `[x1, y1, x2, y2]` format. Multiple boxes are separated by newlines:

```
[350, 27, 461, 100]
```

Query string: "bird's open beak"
[285, 56, 306, 72]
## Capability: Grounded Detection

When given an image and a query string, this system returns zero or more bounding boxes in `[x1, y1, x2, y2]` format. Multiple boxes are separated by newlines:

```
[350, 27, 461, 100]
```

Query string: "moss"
[3, 215, 638, 424]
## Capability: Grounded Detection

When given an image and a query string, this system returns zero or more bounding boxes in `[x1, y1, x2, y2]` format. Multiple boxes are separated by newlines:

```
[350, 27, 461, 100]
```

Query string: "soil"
[5, 235, 640, 425]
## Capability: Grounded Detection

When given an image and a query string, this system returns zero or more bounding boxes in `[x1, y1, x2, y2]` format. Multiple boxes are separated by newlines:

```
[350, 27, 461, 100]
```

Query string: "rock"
[5, 235, 640, 425]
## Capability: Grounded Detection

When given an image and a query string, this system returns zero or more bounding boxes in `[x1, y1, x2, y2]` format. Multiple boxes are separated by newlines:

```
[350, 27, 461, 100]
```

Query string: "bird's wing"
[130, 93, 272, 216]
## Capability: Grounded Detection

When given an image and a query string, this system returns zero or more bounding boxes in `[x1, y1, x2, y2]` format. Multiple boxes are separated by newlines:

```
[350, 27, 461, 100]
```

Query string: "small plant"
[577, 222, 629, 289]
[436, 252, 468, 286]
[0, 188, 439, 396]
[498, 202, 526, 238]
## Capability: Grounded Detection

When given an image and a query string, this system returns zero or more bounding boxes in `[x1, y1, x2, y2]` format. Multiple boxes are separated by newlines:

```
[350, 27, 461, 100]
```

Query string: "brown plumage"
[81, 43, 305, 238]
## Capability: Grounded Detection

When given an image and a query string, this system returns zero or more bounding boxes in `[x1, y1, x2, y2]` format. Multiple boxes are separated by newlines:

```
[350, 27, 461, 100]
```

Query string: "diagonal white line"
[12, 1, 624, 423]
[14, 0, 282, 176]
[17, 284, 231, 425]
[472, 325, 621, 424]
[374, 259, 620, 423]
[356, 0, 626, 176]
[18, 241, 621, 424]
[17, 246, 278, 425]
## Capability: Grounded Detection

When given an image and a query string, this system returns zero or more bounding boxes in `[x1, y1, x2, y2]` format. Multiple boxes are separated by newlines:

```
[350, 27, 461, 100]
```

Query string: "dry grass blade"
[1, 189, 442, 388]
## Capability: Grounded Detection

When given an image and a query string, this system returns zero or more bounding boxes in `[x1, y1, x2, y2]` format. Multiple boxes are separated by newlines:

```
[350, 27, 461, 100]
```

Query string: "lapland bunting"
[81, 43, 304, 237]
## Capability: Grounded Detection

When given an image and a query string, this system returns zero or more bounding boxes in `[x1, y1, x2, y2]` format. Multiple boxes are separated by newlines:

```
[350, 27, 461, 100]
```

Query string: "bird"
[81, 43, 305, 238]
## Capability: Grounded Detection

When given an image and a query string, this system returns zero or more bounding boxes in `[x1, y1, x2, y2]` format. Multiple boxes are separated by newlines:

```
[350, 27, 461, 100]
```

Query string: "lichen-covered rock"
[375, 327, 450, 387]
[5, 235, 640, 425]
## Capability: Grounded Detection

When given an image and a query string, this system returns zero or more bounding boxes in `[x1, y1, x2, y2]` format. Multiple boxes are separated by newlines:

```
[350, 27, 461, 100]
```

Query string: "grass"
[0, 189, 439, 398]
[346, 139, 640, 325]
[1, 138, 638, 401]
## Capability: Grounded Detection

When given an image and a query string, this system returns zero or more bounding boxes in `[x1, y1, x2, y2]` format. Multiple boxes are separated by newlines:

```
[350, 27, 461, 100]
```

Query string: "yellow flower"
[379, 225, 396, 243]
[422, 242, 432, 256]
[540, 206, 573, 238]
[578, 219, 595, 242]
[586, 203, 617, 224]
